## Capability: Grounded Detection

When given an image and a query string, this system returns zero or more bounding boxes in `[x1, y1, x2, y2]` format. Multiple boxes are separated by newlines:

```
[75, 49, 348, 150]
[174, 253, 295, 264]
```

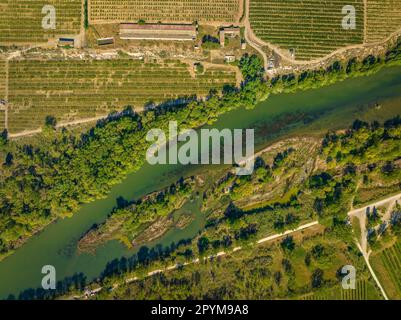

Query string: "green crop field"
[89, 0, 241, 24]
[366, 0, 401, 43]
[371, 240, 401, 299]
[6, 59, 236, 134]
[249, 0, 364, 61]
[0, 0, 81, 44]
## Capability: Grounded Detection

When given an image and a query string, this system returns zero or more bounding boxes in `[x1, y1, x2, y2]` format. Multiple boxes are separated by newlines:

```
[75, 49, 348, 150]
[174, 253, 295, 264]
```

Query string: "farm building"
[219, 27, 241, 47]
[58, 38, 75, 47]
[0, 100, 7, 110]
[119, 24, 197, 41]
[97, 37, 114, 46]
[224, 55, 236, 63]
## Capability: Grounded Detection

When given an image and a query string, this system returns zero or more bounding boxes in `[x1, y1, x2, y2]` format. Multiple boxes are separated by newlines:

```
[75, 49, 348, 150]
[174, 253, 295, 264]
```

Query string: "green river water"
[1, 66, 401, 298]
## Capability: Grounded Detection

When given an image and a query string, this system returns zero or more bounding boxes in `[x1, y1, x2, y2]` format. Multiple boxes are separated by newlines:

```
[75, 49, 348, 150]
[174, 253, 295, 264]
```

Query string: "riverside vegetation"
[84, 116, 401, 300]
[1, 37, 401, 263]
[12, 115, 401, 300]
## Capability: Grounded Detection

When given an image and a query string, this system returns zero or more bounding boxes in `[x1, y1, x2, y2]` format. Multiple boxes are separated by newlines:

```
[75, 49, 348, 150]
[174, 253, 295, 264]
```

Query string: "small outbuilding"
[224, 55, 236, 63]
[97, 37, 114, 46]
[120, 23, 197, 41]
[58, 38, 74, 47]
[219, 27, 241, 47]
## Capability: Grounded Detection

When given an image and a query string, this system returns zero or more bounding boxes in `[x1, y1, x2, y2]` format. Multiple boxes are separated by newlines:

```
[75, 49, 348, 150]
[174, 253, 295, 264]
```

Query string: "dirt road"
[243, 0, 268, 72]
[8, 115, 109, 139]
[347, 192, 401, 300]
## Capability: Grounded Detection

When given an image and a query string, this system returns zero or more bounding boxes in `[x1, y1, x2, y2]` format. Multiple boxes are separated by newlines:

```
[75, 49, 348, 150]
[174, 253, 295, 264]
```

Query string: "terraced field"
[7, 59, 237, 134]
[366, 0, 401, 43]
[89, 0, 241, 24]
[0, 0, 81, 44]
[249, 0, 364, 61]
[371, 240, 401, 299]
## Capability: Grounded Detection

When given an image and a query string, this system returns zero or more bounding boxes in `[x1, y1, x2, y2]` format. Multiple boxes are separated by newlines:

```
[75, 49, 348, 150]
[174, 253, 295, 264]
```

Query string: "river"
[1, 65, 401, 298]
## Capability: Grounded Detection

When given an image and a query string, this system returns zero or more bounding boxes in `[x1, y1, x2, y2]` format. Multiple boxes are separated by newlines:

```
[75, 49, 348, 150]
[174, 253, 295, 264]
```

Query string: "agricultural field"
[366, 0, 401, 43]
[0, 0, 81, 44]
[89, 0, 241, 24]
[340, 280, 380, 300]
[371, 239, 401, 299]
[0, 59, 6, 131]
[0, 59, 6, 100]
[249, 0, 364, 61]
[7, 59, 237, 134]
[301, 280, 380, 300]
[0, 111, 5, 131]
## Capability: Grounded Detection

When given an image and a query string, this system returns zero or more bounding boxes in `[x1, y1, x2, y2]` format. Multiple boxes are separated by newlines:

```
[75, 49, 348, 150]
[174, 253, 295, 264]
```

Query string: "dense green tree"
[197, 237, 209, 254]
[311, 269, 324, 288]
[281, 236, 295, 253]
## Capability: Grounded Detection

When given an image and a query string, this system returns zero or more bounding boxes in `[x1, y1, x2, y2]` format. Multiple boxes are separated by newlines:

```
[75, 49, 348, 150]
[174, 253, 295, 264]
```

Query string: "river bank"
[1, 64, 401, 298]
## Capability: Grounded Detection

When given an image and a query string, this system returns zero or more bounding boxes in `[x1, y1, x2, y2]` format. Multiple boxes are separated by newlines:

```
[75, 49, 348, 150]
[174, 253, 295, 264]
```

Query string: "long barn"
[119, 23, 197, 41]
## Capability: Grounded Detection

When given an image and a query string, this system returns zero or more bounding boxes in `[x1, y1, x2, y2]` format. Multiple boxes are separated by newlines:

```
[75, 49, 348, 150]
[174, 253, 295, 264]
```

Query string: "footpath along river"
[1, 66, 401, 298]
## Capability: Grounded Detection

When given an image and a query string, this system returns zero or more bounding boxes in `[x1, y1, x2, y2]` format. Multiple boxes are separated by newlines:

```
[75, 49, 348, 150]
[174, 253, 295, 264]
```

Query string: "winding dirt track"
[244, 0, 269, 73]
